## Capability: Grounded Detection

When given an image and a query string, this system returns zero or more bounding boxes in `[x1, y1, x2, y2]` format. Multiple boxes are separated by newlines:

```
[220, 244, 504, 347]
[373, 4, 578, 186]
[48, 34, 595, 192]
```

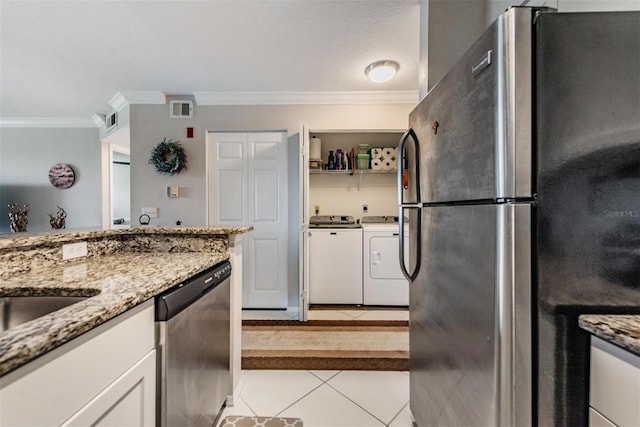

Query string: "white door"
[207, 131, 288, 308]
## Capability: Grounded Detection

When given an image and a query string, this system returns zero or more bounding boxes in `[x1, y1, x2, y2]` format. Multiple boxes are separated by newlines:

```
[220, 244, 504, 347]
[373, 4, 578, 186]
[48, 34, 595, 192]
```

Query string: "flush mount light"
[365, 60, 399, 83]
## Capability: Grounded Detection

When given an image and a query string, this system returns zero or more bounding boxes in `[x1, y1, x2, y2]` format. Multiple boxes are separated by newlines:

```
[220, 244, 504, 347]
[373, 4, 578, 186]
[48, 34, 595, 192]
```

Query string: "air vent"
[169, 100, 193, 118]
[106, 112, 117, 130]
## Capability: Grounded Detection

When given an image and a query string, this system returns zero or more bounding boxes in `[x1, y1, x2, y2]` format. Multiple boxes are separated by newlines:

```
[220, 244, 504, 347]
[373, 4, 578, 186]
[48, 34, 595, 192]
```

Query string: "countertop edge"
[578, 314, 640, 357]
[0, 226, 253, 249]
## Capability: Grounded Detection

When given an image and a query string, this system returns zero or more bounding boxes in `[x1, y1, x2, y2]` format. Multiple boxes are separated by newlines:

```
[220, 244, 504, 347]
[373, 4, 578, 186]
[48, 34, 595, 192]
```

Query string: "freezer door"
[410, 204, 531, 427]
[409, 7, 534, 203]
[536, 11, 640, 311]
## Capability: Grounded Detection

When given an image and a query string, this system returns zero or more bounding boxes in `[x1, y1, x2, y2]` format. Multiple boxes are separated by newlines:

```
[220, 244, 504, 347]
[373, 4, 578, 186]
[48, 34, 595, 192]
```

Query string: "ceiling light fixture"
[365, 60, 399, 83]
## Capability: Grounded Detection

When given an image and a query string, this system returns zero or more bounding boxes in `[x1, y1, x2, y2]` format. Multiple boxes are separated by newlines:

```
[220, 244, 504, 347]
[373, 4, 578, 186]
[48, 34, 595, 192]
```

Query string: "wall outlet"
[362, 204, 368, 213]
[141, 207, 158, 218]
[62, 241, 88, 260]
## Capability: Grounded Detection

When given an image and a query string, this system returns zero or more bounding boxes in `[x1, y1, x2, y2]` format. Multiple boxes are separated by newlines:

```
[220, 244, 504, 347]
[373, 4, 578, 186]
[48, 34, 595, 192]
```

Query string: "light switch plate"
[62, 241, 88, 260]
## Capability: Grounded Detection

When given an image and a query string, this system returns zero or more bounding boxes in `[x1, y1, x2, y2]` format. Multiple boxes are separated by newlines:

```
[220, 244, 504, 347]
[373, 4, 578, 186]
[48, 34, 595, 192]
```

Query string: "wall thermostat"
[167, 186, 180, 198]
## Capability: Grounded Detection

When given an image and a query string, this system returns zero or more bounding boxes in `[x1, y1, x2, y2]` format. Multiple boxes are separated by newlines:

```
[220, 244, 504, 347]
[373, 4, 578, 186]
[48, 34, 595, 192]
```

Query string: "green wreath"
[149, 138, 187, 175]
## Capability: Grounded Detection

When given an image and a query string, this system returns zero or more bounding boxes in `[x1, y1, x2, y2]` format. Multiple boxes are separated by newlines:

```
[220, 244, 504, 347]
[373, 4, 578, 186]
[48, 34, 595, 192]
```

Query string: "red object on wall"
[187, 127, 194, 138]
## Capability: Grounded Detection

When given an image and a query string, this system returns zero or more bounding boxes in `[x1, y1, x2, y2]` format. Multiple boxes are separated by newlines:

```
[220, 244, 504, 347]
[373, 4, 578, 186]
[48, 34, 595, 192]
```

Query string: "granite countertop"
[0, 226, 252, 249]
[0, 226, 251, 377]
[579, 315, 640, 356]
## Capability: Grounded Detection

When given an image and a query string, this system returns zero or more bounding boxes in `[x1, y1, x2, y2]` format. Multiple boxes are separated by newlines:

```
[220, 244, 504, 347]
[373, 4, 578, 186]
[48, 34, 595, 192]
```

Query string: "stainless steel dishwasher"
[155, 260, 231, 427]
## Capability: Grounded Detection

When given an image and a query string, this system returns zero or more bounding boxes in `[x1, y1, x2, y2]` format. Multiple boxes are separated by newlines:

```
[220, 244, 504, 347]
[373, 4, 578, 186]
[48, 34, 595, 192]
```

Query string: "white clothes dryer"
[361, 216, 409, 306]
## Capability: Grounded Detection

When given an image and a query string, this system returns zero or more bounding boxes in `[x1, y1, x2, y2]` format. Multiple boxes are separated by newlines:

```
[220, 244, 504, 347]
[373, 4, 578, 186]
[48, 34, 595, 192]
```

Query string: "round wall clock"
[48, 163, 75, 189]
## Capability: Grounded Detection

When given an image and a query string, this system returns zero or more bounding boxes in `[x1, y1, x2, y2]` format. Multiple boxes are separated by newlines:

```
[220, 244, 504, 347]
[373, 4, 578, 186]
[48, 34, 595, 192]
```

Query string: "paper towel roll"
[391, 158, 399, 171]
[310, 137, 322, 160]
[371, 159, 383, 170]
[371, 147, 383, 159]
[382, 160, 394, 171]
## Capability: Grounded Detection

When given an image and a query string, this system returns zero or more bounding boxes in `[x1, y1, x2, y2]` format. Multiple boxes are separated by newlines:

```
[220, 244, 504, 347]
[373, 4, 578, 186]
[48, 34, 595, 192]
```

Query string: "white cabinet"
[308, 228, 363, 304]
[62, 350, 155, 427]
[589, 336, 640, 427]
[0, 302, 156, 427]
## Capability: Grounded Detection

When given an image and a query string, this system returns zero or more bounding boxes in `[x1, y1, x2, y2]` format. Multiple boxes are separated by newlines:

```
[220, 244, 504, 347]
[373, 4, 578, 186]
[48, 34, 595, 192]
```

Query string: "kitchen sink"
[0, 296, 89, 333]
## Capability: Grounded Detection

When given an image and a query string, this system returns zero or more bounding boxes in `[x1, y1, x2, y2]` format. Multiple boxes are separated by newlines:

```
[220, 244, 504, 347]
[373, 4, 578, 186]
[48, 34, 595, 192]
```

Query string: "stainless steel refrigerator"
[398, 7, 640, 426]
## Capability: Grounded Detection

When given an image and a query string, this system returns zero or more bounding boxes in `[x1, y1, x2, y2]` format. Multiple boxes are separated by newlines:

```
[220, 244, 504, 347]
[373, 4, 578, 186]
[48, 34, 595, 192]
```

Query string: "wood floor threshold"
[242, 320, 408, 328]
[242, 350, 409, 371]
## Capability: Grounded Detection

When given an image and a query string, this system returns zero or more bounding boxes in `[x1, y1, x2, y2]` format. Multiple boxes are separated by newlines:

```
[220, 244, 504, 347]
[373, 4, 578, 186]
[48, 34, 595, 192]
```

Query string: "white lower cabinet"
[0, 302, 156, 427]
[589, 336, 640, 427]
[62, 350, 155, 427]
[308, 228, 363, 304]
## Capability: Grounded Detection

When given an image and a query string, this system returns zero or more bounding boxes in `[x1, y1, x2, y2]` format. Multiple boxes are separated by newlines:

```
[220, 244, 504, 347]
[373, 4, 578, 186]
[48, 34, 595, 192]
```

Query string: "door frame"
[101, 142, 130, 229]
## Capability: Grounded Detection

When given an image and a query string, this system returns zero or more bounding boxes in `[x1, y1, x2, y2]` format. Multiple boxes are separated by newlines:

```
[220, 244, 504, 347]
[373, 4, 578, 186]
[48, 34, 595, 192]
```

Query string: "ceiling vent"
[169, 100, 193, 118]
[105, 111, 118, 130]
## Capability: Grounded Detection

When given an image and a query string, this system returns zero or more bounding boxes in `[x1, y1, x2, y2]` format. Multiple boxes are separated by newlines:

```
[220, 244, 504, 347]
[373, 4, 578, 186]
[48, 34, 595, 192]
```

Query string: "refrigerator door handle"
[399, 206, 421, 282]
[398, 127, 422, 283]
[398, 128, 421, 206]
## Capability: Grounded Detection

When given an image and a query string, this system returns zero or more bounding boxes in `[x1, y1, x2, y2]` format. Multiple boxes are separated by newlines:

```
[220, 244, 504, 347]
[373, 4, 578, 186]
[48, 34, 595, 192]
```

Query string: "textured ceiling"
[0, 0, 420, 121]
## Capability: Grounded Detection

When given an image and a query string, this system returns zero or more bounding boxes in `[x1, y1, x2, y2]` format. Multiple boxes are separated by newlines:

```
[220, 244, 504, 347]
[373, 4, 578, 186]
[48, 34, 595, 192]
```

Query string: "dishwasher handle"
[155, 260, 231, 321]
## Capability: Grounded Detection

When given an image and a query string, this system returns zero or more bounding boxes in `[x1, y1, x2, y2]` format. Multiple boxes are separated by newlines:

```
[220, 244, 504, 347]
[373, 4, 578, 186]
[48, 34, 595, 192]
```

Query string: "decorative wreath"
[149, 138, 187, 175]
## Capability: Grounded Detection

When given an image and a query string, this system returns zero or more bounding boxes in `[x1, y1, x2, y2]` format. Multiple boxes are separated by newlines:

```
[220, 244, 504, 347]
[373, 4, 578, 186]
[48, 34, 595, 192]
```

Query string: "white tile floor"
[226, 308, 412, 426]
[217, 370, 413, 427]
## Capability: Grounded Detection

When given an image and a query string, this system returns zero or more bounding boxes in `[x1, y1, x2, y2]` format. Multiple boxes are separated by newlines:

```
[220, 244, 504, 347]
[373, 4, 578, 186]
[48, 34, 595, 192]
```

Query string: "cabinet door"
[308, 229, 363, 304]
[590, 336, 640, 427]
[62, 350, 155, 427]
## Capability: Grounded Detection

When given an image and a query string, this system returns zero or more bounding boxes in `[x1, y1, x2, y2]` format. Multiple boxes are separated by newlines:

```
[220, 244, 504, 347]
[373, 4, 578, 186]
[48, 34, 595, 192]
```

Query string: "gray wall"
[129, 103, 413, 228]
[558, 0, 640, 10]
[129, 102, 413, 307]
[0, 127, 102, 233]
[419, 0, 638, 97]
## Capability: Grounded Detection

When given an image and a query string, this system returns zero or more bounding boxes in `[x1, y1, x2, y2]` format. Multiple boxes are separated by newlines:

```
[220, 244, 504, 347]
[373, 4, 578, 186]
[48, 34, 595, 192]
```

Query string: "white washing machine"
[361, 216, 409, 306]
[308, 216, 363, 304]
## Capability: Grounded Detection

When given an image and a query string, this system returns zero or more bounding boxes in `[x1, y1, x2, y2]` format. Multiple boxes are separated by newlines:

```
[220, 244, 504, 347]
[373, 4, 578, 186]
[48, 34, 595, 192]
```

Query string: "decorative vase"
[8, 203, 29, 232]
[48, 205, 67, 230]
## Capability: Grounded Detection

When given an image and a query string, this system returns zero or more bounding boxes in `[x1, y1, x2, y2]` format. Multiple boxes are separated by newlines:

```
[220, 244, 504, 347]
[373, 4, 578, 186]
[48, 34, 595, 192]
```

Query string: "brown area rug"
[220, 416, 303, 427]
[242, 319, 408, 371]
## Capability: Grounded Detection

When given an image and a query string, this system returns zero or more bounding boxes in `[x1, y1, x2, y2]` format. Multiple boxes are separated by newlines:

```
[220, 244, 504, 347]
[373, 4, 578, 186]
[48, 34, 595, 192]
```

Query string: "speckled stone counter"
[0, 226, 251, 376]
[579, 315, 640, 357]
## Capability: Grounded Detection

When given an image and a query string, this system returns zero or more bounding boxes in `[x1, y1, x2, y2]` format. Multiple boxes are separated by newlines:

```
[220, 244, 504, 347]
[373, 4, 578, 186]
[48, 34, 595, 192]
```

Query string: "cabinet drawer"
[590, 336, 640, 427]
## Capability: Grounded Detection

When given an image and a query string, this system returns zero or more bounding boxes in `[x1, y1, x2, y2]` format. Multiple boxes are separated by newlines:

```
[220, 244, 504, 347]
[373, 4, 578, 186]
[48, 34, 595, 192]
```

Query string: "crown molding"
[193, 90, 419, 106]
[0, 117, 98, 128]
[0, 90, 418, 128]
[109, 91, 166, 112]
[92, 113, 106, 127]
